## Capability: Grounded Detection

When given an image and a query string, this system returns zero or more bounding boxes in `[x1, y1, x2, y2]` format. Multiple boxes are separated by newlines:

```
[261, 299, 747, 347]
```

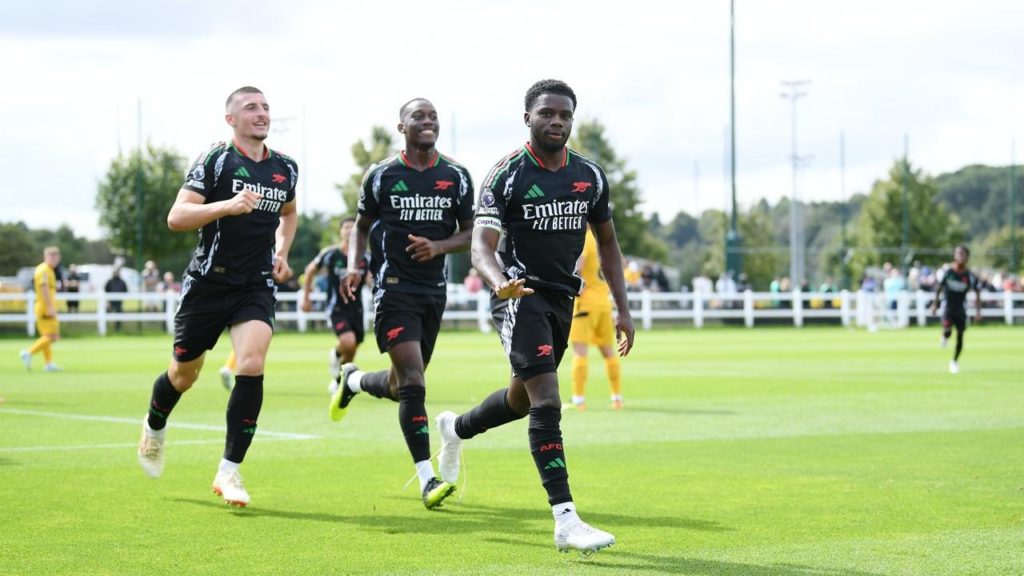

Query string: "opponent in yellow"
[21, 246, 63, 372]
[565, 229, 622, 410]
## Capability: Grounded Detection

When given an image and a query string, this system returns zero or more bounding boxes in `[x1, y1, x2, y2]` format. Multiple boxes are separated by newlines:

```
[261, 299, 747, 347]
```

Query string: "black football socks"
[147, 372, 181, 431]
[224, 374, 263, 463]
[398, 385, 431, 463]
[528, 406, 572, 506]
[454, 388, 522, 440]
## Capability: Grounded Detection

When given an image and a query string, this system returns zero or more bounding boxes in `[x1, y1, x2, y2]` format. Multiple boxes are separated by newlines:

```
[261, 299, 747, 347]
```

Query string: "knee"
[48, 334, 59, 343]
[398, 370, 425, 389]
[235, 354, 266, 376]
[167, 367, 197, 392]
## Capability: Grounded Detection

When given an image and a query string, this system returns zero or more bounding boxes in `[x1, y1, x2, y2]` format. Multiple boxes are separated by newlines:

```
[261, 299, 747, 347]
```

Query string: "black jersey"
[475, 144, 612, 296]
[939, 267, 979, 315]
[358, 151, 474, 294]
[312, 246, 368, 312]
[181, 141, 298, 285]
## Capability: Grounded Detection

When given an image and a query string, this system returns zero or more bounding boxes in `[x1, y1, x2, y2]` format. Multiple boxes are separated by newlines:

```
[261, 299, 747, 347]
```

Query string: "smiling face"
[525, 93, 574, 153]
[398, 99, 438, 151]
[953, 245, 969, 266]
[226, 91, 270, 141]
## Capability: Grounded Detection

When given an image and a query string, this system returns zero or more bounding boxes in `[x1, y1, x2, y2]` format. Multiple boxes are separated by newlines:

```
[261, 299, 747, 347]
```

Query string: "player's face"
[399, 101, 438, 151]
[226, 92, 270, 141]
[339, 221, 354, 245]
[525, 94, 574, 153]
[45, 251, 61, 268]
[953, 247, 968, 265]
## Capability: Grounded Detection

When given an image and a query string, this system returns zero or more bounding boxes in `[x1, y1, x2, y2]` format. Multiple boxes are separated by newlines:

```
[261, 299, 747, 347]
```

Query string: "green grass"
[1, 326, 1022, 575]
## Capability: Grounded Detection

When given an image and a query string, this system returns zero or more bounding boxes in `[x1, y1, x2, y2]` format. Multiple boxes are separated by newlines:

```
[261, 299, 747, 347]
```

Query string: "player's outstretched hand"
[494, 278, 533, 300]
[407, 234, 441, 262]
[340, 271, 361, 304]
[272, 256, 292, 283]
[226, 189, 262, 216]
[615, 314, 635, 357]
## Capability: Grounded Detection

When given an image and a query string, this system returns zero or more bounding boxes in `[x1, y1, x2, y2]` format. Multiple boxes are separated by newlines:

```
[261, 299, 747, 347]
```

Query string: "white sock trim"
[415, 460, 435, 491]
[347, 370, 365, 393]
[218, 459, 241, 475]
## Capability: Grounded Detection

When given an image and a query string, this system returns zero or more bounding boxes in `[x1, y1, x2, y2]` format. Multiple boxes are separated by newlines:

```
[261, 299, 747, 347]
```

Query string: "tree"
[95, 143, 194, 271]
[976, 226, 1021, 273]
[0, 222, 36, 275]
[569, 119, 667, 262]
[336, 126, 396, 215]
[850, 160, 964, 280]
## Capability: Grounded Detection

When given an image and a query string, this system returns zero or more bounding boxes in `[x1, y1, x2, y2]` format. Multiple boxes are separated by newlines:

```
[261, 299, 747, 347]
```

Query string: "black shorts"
[943, 310, 967, 333]
[330, 306, 365, 343]
[172, 275, 276, 362]
[372, 290, 446, 366]
[491, 289, 573, 380]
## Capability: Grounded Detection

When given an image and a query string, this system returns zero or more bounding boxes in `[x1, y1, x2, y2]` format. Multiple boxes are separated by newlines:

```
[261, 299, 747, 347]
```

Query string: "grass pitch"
[1, 326, 1022, 575]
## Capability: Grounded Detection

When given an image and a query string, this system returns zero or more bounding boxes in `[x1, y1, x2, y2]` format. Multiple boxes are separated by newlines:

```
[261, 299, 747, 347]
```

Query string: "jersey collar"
[524, 142, 568, 170]
[231, 140, 271, 161]
[399, 150, 440, 170]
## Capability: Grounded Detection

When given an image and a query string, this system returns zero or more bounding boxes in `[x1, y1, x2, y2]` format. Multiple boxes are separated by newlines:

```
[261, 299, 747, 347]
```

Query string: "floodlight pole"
[1011, 140, 1018, 273]
[901, 136, 910, 273]
[781, 80, 809, 287]
[725, 0, 743, 277]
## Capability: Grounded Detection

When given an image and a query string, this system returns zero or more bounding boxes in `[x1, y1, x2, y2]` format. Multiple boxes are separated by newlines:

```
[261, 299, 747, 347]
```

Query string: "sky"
[2, 0, 1022, 239]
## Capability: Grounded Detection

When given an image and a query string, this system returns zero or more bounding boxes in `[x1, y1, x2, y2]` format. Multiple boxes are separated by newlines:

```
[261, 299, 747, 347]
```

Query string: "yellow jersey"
[575, 229, 612, 311]
[33, 262, 57, 316]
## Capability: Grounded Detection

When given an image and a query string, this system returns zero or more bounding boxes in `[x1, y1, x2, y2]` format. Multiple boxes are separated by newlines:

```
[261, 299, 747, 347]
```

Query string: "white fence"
[1, 289, 1022, 335]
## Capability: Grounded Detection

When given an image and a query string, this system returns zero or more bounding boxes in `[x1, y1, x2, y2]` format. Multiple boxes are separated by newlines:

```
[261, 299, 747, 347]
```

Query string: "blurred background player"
[565, 228, 623, 411]
[301, 217, 369, 393]
[136, 86, 298, 508]
[332, 97, 474, 509]
[219, 351, 237, 390]
[929, 245, 982, 374]
[20, 246, 63, 372]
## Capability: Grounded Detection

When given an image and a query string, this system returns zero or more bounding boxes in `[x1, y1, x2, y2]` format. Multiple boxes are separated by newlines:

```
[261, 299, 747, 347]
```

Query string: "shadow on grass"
[486, 536, 887, 576]
[172, 497, 728, 536]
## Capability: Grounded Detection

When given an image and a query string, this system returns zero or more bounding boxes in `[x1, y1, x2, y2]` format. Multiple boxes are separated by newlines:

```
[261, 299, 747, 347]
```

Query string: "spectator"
[65, 264, 82, 313]
[105, 266, 129, 332]
[463, 267, 484, 294]
[142, 260, 161, 312]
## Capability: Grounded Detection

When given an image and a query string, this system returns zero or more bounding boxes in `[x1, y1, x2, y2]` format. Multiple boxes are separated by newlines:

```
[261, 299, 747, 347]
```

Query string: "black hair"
[954, 244, 970, 256]
[399, 98, 432, 119]
[524, 79, 577, 111]
[226, 86, 263, 110]
[339, 216, 356, 227]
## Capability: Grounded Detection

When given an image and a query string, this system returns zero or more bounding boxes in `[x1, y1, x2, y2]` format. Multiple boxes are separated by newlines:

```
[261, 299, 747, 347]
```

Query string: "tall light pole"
[725, 0, 743, 276]
[1011, 140, 1018, 273]
[781, 80, 810, 286]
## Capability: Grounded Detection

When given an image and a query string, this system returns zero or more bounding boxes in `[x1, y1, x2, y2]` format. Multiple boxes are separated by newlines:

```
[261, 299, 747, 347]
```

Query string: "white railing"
[1, 289, 1021, 335]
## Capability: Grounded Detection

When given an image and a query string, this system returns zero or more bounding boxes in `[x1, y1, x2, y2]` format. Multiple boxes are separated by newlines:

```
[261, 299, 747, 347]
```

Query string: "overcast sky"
[2, 0, 1022, 239]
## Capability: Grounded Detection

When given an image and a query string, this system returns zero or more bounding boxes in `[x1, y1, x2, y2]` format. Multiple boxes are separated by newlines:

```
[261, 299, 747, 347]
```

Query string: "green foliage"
[0, 222, 36, 275]
[289, 211, 334, 271]
[336, 126, 396, 214]
[934, 164, 1024, 239]
[570, 120, 668, 262]
[0, 222, 114, 276]
[976, 226, 1022, 273]
[95, 143, 194, 272]
[850, 160, 964, 280]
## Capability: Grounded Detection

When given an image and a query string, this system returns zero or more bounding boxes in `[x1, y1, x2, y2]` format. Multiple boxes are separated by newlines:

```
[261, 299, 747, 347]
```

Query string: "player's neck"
[952, 262, 966, 272]
[402, 147, 438, 171]
[526, 141, 566, 172]
[233, 137, 268, 162]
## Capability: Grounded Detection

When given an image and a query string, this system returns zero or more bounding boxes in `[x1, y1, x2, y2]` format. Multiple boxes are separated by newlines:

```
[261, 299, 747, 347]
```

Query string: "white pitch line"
[0, 408, 320, 440]
[0, 436, 312, 453]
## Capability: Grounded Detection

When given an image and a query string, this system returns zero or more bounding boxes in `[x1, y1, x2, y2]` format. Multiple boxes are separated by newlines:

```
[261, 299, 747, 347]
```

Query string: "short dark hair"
[955, 244, 970, 256]
[399, 98, 432, 119]
[524, 79, 577, 112]
[226, 86, 263, 110]
[339, 216, 356, 227]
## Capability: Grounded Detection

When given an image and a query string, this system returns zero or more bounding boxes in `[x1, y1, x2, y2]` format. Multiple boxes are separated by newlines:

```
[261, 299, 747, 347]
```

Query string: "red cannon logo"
[271, 173, 287, 184]
[536, 344, 553, 357]
[571, 181, 592, 193]
[386, 326, 405, 341]
[434, 180, 455, 190]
